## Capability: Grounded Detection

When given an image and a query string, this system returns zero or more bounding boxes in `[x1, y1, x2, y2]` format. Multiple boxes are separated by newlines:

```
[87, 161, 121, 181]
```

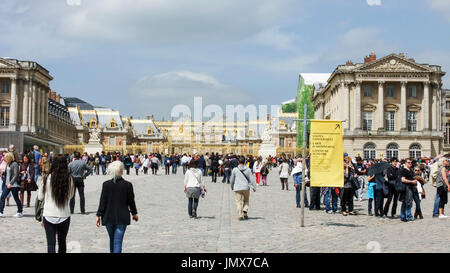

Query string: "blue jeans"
[400, 201, 413, 221]
[182, 164, 188, 175]
[105, 224, 127, 253]
[34, 164, 40, 183]
[0, 184, 22, 214]
[172, 164, 177, 174]
[295, 183, 309, 207]
[412, 192, 421, 215]
[433, 192, 441, 217]
[188, 198, 199, 216]
[101, 164, 106, 175]
[222, 169, 231, 183]
[324, 188, 338, 212]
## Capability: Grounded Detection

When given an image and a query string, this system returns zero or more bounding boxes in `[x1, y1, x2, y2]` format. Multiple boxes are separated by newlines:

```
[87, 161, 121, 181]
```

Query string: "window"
[409, 144, 421, 159]
[386, 143, 399, 160]
[385, 111, 395, 131]
[279, 137, 285, 148]
[109, 136, 116, 146]
[147, 126, 153, 135]
[446, 123, 450, 145]
[446, 101, 450, 110]
[280, 120, 287, 130]
[363, 85, 372, 97]
[408, 85, 417, 98]
[408, 111, 417, 131]
[362, 111, 372, 131]
[363, 143, 376, 160]
[89, 118, 97, 128]
[248, 129, 255, 137]
[386, 85, 394, 97]
[110, 119, 117, 128]
[0, 106, 9, 127]
[1, 81, 10, 94]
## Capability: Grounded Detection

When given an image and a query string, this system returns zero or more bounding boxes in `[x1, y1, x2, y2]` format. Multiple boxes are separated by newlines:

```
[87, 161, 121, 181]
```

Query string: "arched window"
[409, 144, 422, 159]
[363, 143, 376, 160]
[386, 143, 399, 160]
[249, 129, 255, 137]
[110, 118, 117, 128]
[89, 118, 97, 128]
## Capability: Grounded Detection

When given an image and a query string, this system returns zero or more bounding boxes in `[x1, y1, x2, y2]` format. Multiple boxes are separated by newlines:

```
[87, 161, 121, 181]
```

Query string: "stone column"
[44, 89, 49, 130]
[401, 81, 407, 130]
[432, 85, 437, 131]
[31, 83, 37, 133]
[37, 85, 42, 130]
[423, 81, 430, 130]
[9, 77, 18, 131]
[377, 81, 384, 130]
[40, 87, 46, 129]
[342, 82, 350, 129]
[354, 81, 362, 129]
[21, 79, 29, 132]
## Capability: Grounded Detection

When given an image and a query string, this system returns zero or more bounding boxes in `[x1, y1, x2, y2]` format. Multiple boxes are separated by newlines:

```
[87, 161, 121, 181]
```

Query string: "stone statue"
[89, 128, 101, 142]
[261, 127, 272, 143]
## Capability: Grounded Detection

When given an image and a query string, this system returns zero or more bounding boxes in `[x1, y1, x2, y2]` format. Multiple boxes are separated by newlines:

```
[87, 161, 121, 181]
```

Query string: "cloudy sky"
[0, 0, 449, 119]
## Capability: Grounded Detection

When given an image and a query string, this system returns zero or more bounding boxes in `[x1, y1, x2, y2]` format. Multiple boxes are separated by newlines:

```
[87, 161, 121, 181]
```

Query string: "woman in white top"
[183, 159, 206, 218]
[279, 159, 290, 190]
[38, 156, 75, 253]
[253, 157, 263, 185]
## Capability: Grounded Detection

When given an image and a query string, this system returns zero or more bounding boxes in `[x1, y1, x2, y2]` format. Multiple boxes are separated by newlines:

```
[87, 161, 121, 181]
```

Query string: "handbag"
[351, 176, 361, 191]
[35, 175, 48, 222]
[395, 176, 406, 193]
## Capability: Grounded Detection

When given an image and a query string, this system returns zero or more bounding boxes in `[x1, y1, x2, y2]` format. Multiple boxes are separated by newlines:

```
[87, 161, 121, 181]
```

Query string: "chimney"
[266, 114, 270, 121]
[369, 52, 376, 62]
[364, 56, 371, 64]
[399, 53, 405, 58]
[346, 60, 353, 65]
[55, 94, 60, 103]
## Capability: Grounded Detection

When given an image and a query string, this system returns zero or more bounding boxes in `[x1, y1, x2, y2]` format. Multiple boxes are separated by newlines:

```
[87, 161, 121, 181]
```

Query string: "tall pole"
[300, 103, 308, 227]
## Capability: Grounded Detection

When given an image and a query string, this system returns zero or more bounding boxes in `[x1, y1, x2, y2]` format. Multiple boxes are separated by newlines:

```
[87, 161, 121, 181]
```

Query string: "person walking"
[123, 154, 132, 175]
[366, 174, 376, 216]
[164, 155, 171, 175]
[384, 157, 399, 218]
[435, 158, 450, 219]
[183, 160, 206, 218]
[38, 156, 75, 253]
[399, 158, 418, 222]
[253, 157, 262, 185]
[211, 153, 219, 183]
[94, 152, 101, 175]
[133, 156, 141, 176]
[413, 167, 424, 219]
[341, 160, 356, 216]
[222, 158, 231, 184]
[33, 145, 42, 183]
[68, 151, 93, 215]
[355, 157, 367, 201]
[96, 160, 138, 253]
[0, 152, 23, 217]
[261, 161, 270, 186]
[279, 159, 290, 190]
[230, 156, 256, 220]
[374, 169, 387, 217]
[205, 153, 211, 177]
[151, 155, 160, 175]
[292, 161, 309, 208]
[19, 155, 38, 208]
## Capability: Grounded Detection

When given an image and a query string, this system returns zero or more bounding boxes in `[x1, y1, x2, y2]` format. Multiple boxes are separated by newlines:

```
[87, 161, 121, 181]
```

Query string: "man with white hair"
[8, 144, 20, 163]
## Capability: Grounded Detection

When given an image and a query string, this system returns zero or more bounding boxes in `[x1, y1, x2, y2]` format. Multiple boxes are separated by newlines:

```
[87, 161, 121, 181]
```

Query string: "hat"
[344, 153, 348, 157]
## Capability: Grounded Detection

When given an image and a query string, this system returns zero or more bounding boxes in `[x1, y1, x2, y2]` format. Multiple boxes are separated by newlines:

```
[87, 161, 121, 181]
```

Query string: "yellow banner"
[310, 120, 344, 187]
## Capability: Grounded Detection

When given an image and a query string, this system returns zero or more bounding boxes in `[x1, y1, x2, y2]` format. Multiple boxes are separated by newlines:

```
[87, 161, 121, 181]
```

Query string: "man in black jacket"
[384, 157, 399, 218]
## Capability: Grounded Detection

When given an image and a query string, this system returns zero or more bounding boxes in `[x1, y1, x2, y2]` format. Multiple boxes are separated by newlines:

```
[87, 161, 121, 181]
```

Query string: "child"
[261, 162, 270, 186]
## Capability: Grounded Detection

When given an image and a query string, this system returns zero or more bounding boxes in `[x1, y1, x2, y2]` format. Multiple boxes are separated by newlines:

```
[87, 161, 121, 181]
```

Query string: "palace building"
[0, 57, 76, 153]
[312, 53, 446, 159]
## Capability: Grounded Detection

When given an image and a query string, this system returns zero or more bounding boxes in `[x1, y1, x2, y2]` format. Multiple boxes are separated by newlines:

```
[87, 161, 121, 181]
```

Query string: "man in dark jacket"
[384, 157, 399, 218]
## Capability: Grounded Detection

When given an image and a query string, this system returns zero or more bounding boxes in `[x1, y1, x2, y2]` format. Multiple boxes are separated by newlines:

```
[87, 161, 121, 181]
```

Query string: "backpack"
[95, 157, 100, 164]
[429, 162, 440, 187]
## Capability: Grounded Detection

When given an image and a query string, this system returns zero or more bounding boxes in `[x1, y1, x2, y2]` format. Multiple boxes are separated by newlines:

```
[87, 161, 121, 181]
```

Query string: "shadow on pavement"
[323, 222, 365, 227]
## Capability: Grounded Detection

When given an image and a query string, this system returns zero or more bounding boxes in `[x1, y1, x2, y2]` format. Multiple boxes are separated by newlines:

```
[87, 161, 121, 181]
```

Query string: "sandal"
[349, 211, 356, 215]
[342, 212, 348, 216]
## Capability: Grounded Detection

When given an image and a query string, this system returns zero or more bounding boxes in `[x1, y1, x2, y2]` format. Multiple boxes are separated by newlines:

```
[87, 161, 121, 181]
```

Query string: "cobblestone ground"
[0, 168, 449, 253]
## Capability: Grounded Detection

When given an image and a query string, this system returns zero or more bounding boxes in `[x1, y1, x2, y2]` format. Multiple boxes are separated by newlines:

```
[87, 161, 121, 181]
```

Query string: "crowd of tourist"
[1, 144, 449, 253]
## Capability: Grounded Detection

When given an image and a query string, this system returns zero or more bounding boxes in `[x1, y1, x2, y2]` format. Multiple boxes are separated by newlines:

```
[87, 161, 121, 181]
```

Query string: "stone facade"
[0, 57, 76, 153]
[312, 53, 446, 159]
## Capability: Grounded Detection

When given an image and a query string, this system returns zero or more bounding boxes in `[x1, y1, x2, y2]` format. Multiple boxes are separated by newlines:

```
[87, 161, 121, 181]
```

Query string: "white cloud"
[245, 27, 297, 51]
[427, 0, 450, 21]
[366, 0, 382, 6]
[128, 71, 254, 119]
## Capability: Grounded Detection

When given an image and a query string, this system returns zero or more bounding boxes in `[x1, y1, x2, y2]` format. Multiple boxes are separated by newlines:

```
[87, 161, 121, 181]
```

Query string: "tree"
[296, 76, 314, 148]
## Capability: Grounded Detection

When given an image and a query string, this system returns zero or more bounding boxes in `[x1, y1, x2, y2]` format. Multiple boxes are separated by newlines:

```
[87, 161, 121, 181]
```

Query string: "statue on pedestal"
[89, 128, 101, 143]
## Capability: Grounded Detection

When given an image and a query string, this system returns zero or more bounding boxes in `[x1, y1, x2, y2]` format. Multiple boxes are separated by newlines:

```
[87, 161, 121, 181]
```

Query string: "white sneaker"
[439, 215, 449, 219]
[14, 213, 23, 218]
[0, 212, 3, 217]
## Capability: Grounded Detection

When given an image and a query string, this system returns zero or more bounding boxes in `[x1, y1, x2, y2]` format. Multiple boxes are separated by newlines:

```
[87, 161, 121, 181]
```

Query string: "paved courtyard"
[0, 169, 449, 253]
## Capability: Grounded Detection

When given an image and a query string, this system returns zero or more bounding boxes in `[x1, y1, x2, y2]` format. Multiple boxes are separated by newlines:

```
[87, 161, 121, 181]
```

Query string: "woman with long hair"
[38, 155, 75, 253]
[19, 155, 38, 208]
[96, 161, 138, 253]
[0, 152, 22, 217]
[253, 157, 262, 185]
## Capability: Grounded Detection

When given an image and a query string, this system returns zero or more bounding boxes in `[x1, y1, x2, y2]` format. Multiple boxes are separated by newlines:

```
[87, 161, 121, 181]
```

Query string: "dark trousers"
[212, 170, 218, 182]
[280, 178, 288, 190]
[383, 184, 399, 216]
[222, 169, 231, 183]
[151, 164, 158, 175]
[413, 192, 422, 215]
[172, 164, 177, 174]
[0, 185, 22, 214]
[374, 189, 384, 216]
[188, 198, 199, 216]
[101, 164, 107, 175]
[125, 166, 130, 175]
[70, 178, 85, 214]
[43, 217, 71, 253]
[368, 198, 374, 214]
[341, 188, 354, 212]
[143, 167, 148, 174]
[165, 165, 170, 175]
[309, 187, 321, 210]
[94, 164, 100, 175]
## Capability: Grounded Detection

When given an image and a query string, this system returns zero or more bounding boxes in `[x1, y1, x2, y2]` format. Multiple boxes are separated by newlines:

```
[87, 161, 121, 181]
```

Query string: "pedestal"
[84, 142, 103, 155]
